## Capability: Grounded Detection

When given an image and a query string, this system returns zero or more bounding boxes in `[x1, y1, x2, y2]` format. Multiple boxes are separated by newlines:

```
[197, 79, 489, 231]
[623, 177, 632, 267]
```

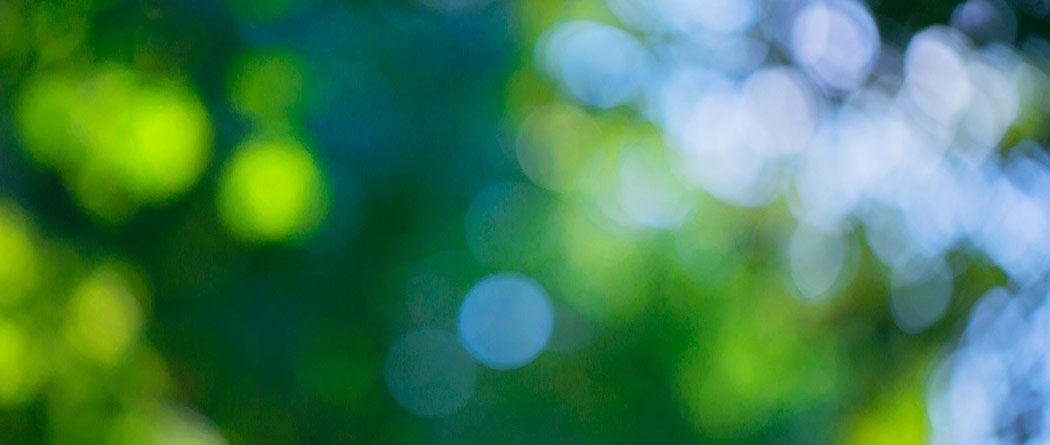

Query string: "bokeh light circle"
[788, 225, 847, 301]
[457, 273, 553, 370]
[216, 137, 328, 243]
[14, 67, 212, 223]
[890, 257, 954, 333]
[902, 26, 973, 126]
[791, 0, 880, 91]
[653, 0, 760, 35]
[740, 67, 818, 156]
[117, 87, 212, 204]
[384, 329, 477, 417]
[0, 319, 43, 405]
[14, 73, 83, 169]
[543, 21, 650, 109]
[613, 142, 694, 229]
[515, 104, 601, 192]
[65, 266, 143, 366]
[951, 0, 1017, 43]
[0, 203, 39, 307]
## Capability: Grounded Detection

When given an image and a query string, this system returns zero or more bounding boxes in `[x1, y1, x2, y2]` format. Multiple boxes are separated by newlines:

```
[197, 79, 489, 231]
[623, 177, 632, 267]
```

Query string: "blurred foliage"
[0, 0, 1042, 443]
